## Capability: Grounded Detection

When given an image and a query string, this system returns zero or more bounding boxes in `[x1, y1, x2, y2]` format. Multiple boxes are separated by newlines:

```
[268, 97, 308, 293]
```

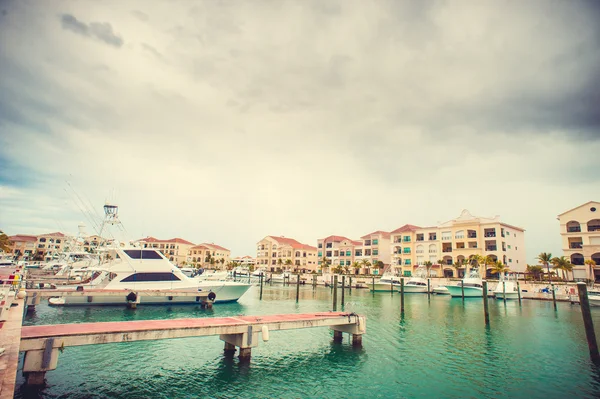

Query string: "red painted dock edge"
[21, 312, 352, 339]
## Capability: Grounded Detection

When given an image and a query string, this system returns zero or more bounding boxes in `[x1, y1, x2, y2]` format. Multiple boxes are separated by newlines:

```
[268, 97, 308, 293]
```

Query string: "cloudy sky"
[1, 0, 599, 263]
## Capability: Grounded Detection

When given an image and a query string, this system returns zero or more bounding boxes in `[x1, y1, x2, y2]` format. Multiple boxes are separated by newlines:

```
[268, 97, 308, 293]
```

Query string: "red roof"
[390, 224, 422, 234]
[269, 236, 317, 251]
[321, 235, 352, 243]
[360, 231, 391, 239]
[39, 232, 65, 237]
[190, 245, 211, 250]
[202, 243, 230, 252]
[141, 237, 195, 245]
[351, 240, 362, 246]
[8, 235, 38, 242]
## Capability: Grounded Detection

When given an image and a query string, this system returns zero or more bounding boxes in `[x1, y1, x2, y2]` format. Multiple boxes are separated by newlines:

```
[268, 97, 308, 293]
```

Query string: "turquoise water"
[15, 285, 600, 399]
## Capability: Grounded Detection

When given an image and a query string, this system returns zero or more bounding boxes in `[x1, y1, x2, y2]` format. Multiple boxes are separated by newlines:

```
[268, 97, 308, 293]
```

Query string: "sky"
[0, 0, 599, 263]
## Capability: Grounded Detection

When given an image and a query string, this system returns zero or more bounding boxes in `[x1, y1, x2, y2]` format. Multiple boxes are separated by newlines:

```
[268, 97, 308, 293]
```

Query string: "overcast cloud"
[1, 0, 599, 264]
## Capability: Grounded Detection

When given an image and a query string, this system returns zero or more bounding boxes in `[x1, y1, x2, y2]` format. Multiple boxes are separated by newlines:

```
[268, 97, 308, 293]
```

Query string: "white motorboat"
[271, 271, 293, 283]
[0, 254, 15, 267]
[400, 266, 429, 293]
[433, 286, 450, 295]
[47, 247, 251, 306]
[446, 269, 484, 297]
[494, 274, 520, 300]
[587, 290, 600, 307]
[371, 273, 402, 292]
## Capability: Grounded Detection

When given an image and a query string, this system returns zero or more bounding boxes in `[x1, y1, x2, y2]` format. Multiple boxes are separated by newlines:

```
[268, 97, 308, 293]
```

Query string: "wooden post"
[349, 277, 352, 292]
[551, 283, 557, 311]
[341, 276, 345, 307]
[312, 274, 316, 288]
[502, 281, 507, 305]
[516, 280, 522, 306]
[333, 275, 338, 311]
[400, 278, 405, 314]
[461, 280, 465, 300]
[372, 276, 375, 292]
[577, 283, 600, 363]
[427, 278, 431, 299]
[259, 273, 264, 300]
[296, 273, 300, 303]
[390, 279, 394, 294]
[333, 330, 343, 343]
[482, 280, 490, 327]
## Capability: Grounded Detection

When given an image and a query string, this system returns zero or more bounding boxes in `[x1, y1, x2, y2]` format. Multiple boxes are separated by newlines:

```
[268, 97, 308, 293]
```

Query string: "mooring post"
[461, 280, 465, 300]
[551, 283, 557, 311]
[482, 280, 490, 327]
[312, 274, 316, 289]
[372, 276, 375, 292]
[223, 342, 236, 357]
[333, 275, 338, 311]
[259, 274, 264, 300]
[333, 330, 343, 343]
[330, 275, 334, 289]
[390, 279, 394, 294]
[341, 276, 345, 307]
[577, 283, 600, 363]
[400, 277, 405, 314]
[503, 281, 507, 304]
[296, 273, 300, 303]
[517, 280, 522, 306]
[349, 277, 352, 292]
[427, 278, 431, 299]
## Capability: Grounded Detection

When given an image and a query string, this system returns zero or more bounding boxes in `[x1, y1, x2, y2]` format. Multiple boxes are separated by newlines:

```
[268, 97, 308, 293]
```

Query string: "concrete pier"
[0, 298, 24, 398]
[19, 312, 366, 385]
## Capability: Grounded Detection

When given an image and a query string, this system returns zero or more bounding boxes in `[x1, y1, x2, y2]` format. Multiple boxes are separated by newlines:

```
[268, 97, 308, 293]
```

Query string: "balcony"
[484, 233, 496, 238]
[486, 246, 497, 251]
[468, 233, 477, 238]
[570, 243, 583, 249]
[429, 250, 437, 253]
[429, 235, 437, 241]
[442, 248, 452, 253]
[568, 227, 582, 233]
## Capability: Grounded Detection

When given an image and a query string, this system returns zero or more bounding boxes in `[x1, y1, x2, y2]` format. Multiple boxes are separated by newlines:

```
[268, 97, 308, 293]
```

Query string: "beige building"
[356, 231, 391, 272]
[232, 256, 256, 266]
[138, 237, 195, 266]
[316, 235, 362, 273]
[256, 236, 318, 272]
[557, 201, 600, 281]
[187, 243, 231, 269]
[83, 235, 103, 252]
[7, 235, 38, 259]
[390, 210, 526, 277]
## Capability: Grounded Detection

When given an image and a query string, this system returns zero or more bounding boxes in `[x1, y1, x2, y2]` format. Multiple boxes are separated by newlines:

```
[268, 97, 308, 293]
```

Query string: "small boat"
[446, 269, 484, 297]
[400, 266, 429, 293]
[494, 274, 520, 300]
[271, 271, 293, 283]
[588, 290, 600, 307]
[371, 272, 402, 292]
[433, 286, 450, 295]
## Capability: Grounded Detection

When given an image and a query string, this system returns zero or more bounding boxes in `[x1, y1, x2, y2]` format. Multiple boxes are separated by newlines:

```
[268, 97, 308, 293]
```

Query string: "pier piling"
[296, 273, 300, 303]
[333, 330, 343, 343]
[333, 275, 338, 311]
[312, 274, 317, 289]
[461, 280, 465, 301]
[427, 278, 431, 299]
[577, 283, 600, 363]
[372, 277, 375, 292]
[349, 277, 352, 292]
[503, 281, 507, 305]
[352, 334, 362, 347]
[517, 281, 522, 306]
[551, 283, 557, 311]
[482, 280, 490, 327]
[341, 276, 345, 307]
[259, 274, 264, 300]
[223, 342, 236, 357]
[400, 278, 405, 314]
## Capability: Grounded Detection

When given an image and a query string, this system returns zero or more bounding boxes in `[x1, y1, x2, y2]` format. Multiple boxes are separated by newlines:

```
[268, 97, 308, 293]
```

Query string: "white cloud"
[0, 0, 599, 264]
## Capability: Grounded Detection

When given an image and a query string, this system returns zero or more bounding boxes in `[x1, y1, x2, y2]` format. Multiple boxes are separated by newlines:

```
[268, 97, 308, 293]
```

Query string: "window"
[334, 251, 339, 257]
[373, 239, 379, 245]
[509, 259, 512, 263]
[326, 243, 333, 248]
[326, 251, 332, 257]
[373, 249, 379, 255]
[346, 251, 351, 256]
[120, 273, 180, 282]
[508, 245, 511, 249]
[403, 236, 411, 242]
[405, 259, 411, 265]
[318, 251, 322, 257]
[123, 250, 163, 259]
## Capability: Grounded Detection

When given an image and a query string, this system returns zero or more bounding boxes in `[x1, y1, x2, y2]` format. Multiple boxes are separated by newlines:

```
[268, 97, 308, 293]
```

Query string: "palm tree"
[277, 258, 283, 270]
[374, 260, 385, 274]
[490, 261, 510, 279]
[537, 252, 553, 283]
[285, 259, 293, 271]
[351, 261, 361, 275]
[342, 264, 350, 275]
[321, 257, 331, 273]
[526, 264, 543, 281]
[360, 259, 371, 274]
[0, 230, 12, 253]
[423, 261, 433, 277]
[451, 260, 463, 278]
[551, 256, 573, 281]
[585, 259, 597, 282]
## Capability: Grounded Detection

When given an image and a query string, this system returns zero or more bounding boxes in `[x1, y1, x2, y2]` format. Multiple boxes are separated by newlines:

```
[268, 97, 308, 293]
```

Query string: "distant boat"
[370, 268, 402, 292]
[446, 269, 484, 297]
[494, 274, 520, 300]
[401, 266, 429, 293]
[587, 290, 600, 307]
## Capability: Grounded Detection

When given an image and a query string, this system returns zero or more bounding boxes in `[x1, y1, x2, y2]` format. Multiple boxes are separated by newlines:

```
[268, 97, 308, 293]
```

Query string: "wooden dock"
[15, 311, 365, 385]
[0, 298, 24, 399]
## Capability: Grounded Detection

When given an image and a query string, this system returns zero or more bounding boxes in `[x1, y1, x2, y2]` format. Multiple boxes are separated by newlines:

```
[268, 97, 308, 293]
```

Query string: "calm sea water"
[14, 285, 600, 399]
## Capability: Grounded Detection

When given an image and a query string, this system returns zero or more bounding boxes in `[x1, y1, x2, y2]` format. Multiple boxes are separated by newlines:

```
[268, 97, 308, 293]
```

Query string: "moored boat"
[446, 269, 484, 297]
[494, 274, 520, 300]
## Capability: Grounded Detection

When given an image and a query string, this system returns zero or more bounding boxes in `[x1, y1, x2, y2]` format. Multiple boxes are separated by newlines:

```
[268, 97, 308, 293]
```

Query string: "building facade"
[356, 231, 391, 272]
[316, 235, 362, 272]
[256, 236, 318, 272]
[390, 210, 526, 277]
[558, 201, 600, 281]
[7, 235, 38, 259]
[232, 256, 256, 266]
[187, 243, 231, 269]
[138, 237, 195, 266]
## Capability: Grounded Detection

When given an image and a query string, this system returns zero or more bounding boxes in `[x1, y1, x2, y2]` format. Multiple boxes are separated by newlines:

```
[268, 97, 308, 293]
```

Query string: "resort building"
[356, 231, 391, 273]
[557, 201, 600, 281]
[390, 210, 526, 277]
[232, 256, 256, 266]
[256, 236, 318, 272]
[316, 235, 362, 272]
[187, 243, 231, 269]
[82, 235, 103, 252]
[7, 235, 38, 259]
[138, 237, 195, 266]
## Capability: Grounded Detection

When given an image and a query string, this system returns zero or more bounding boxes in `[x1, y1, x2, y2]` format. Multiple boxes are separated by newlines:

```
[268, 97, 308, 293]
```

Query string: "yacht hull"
[494, 292, 520, 300]
[433, 286, 449, 295]
[446, 285, 483, 297]
[401, 285, 429, 293]
[370, 282, 399, 292]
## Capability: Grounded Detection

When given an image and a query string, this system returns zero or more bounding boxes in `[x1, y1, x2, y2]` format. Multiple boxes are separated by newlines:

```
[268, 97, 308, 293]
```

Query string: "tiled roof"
[190, 245, 211, 250]
[390, 224, 422, 234]
[141, 237, 195, 245]
[202, 243, 230, 252]
[351, 240, 362, 246]
[39, 232, 65, 237]
[360, 230, 391, 239]
[8, 235, 38, 242]
[321, 235, 352, 243]
[269, 236, 317, 251]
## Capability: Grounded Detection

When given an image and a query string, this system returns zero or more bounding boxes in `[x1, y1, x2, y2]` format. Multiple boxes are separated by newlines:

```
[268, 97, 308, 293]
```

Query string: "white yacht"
[400, 266, 429, 293]
[371, 271, 402, 292]
[271, 271, 293, 283]
[48, 247, 251, 306]
[446, 269, 484, 297]
[587, 289, 600, 307]
[494, 274, 520, 300]
[0, 254, 15, 267]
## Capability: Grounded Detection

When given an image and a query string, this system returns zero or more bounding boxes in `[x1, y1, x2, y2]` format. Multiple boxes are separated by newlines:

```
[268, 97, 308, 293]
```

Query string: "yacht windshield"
[123, 250, 163, 260]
